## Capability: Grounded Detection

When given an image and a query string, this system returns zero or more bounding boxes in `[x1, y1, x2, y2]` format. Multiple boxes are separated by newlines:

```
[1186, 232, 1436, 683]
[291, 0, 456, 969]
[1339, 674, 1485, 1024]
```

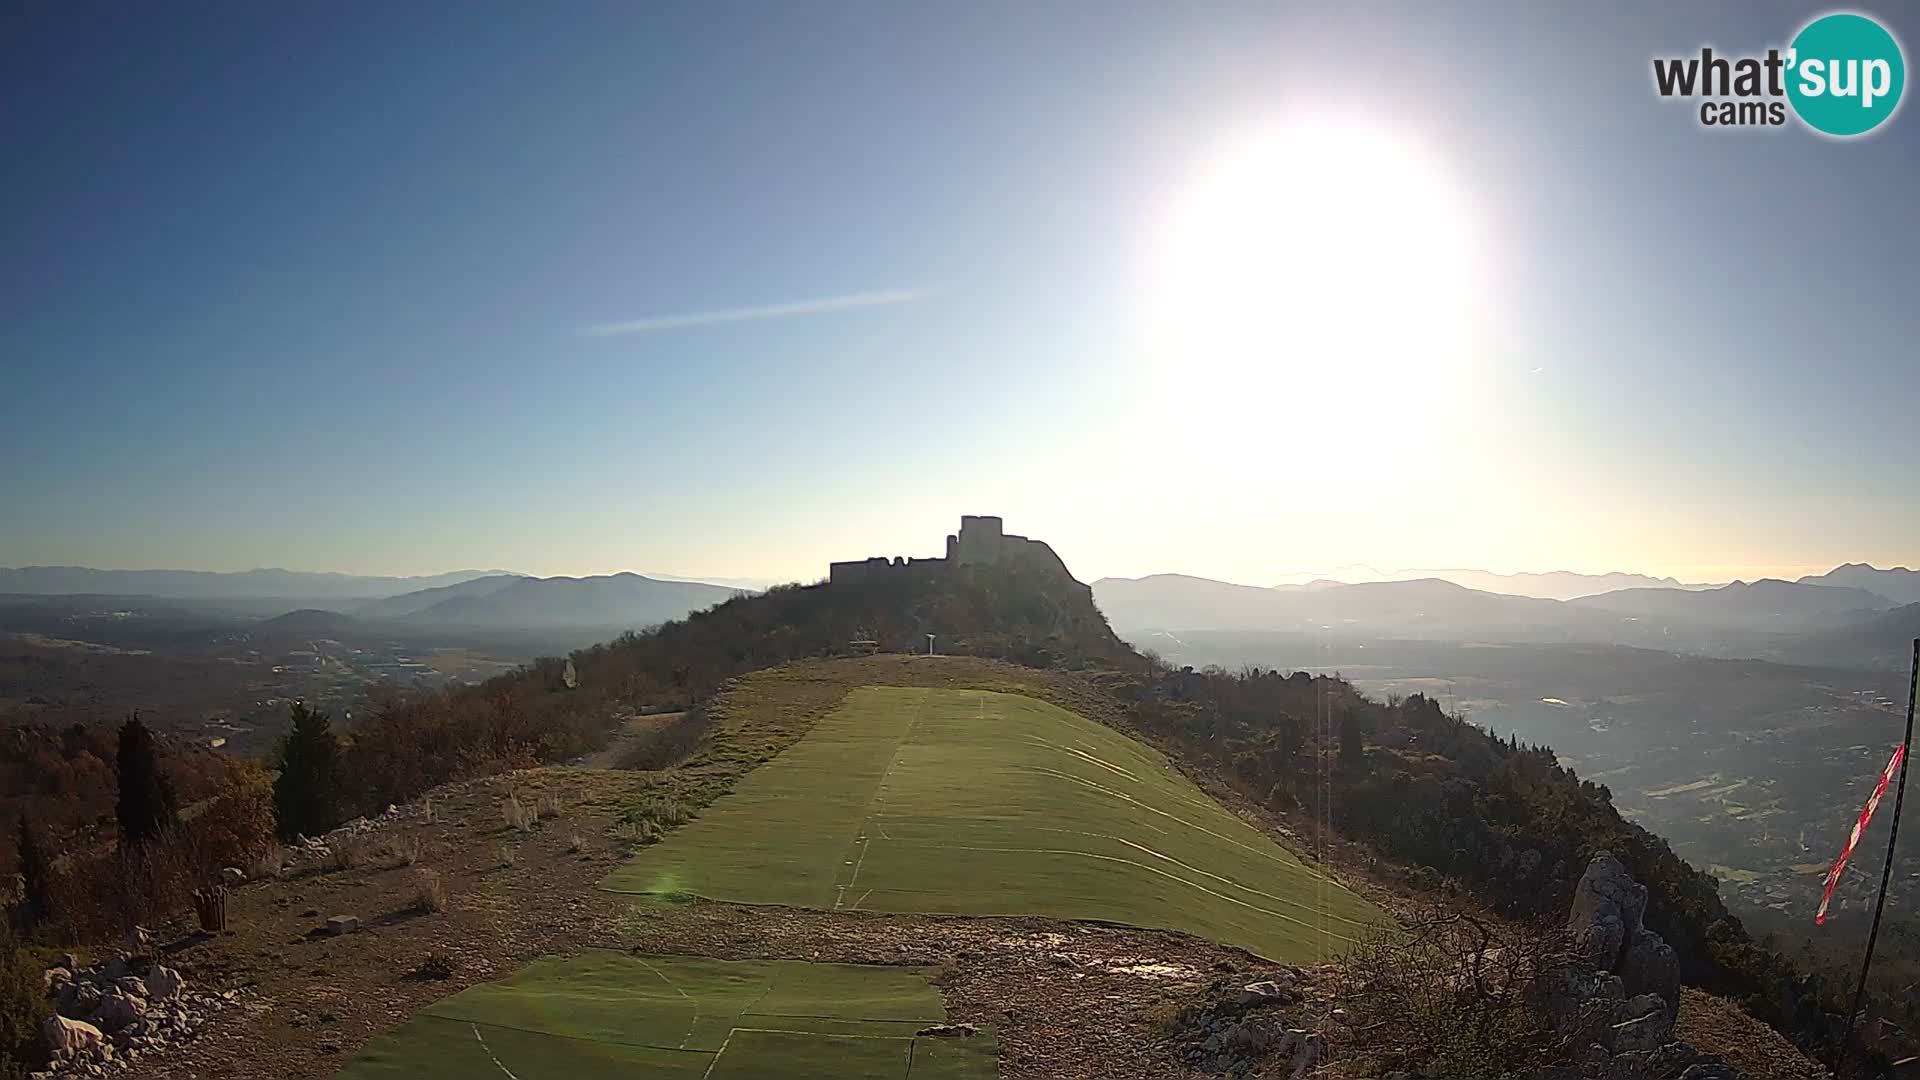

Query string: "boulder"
[145, 966, 186, 1002]
[913, 1023, 977, 1038]
[69, 981, 103, 1017]
[1235, 979, 1294, 1008]
[42, 1015, 104, 1055]
[115, 975, 148, 998]
[1567, 852, 1646, 971]
[1610, 995, 1673, 1053]
[220, 866, 247, 887]
[1618, 933, 1681, 1026]
[91, 992, 146, 1034]
[1287, 1030, 1326, 1078]
[325, 914, 360, 936]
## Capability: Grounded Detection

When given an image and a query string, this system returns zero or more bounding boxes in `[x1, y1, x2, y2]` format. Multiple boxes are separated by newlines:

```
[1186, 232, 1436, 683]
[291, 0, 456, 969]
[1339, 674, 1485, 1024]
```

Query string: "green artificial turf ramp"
[332, 953, 993, 1080]
[603, 686, 1389, 960]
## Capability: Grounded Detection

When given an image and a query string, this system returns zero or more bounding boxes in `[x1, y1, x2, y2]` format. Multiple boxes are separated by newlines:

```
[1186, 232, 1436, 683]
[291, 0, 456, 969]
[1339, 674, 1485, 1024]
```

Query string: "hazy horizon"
[6, 4, 1917, 589]
[0, 552, 1897, 593]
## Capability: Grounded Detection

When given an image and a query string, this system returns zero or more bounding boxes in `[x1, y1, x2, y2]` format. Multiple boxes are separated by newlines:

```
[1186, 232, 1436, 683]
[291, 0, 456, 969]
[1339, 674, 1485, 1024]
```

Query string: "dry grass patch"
[410, 869, 448, 914]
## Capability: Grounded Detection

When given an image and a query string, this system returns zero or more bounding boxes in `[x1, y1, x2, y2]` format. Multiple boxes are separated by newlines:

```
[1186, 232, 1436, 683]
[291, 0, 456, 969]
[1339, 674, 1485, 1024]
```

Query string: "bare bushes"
[1336, 909, 1580, 1078]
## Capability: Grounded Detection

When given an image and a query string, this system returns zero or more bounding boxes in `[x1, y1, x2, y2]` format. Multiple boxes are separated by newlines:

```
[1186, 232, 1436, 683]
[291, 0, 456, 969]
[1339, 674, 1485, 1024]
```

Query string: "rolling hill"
[347, 573, 526, 619]
[1797, 562, 1920, 604]
[1567, 578, 1894, 626]
[393, 572, 742, 630]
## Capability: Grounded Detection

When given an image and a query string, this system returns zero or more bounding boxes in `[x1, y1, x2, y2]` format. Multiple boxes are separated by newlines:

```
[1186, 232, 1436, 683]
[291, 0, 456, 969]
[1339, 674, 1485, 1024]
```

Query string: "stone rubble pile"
[286, 802, 410, 862]
[32, 943, 243, 1079]
[1172, 966, 1329, 1078]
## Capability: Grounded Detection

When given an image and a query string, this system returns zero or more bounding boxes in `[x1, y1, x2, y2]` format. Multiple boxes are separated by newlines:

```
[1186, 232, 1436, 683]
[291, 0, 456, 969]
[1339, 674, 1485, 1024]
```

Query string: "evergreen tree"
[1274, 711, 1301, 768]
[1338, 709, 1365, 766]
[14, 817, 52, 931]
[274, 702, 339, 841]
[115, 715, 178, 847]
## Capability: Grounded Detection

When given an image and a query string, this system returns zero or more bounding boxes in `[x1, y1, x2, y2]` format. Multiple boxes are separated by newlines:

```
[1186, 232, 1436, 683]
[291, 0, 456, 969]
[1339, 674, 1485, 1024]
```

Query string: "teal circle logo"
[1787, 12, 1905, 136]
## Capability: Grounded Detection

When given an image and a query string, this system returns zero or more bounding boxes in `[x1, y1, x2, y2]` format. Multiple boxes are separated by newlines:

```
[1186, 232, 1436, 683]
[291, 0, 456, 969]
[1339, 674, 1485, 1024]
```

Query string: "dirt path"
[575, 711, 682, 769]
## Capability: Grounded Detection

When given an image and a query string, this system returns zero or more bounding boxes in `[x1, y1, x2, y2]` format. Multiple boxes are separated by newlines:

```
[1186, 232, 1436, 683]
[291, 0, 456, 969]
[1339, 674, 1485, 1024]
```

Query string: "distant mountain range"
[0, 566, 513, 600]
[1261, 566, 1706, 599]
[366, 573, 741, 629]
[0, 565, 747, 634]
[1092, 567, 1908, 660]
[1567, 579, 1893, 623]
[1797, 563, 1920, 605]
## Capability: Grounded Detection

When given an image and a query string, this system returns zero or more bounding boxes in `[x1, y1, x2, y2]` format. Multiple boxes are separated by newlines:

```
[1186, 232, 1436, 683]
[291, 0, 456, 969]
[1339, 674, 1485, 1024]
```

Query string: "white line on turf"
[834, 690, 925, 909]
[471, 1023, 523, 1080]
[635, 957, 701, 1049]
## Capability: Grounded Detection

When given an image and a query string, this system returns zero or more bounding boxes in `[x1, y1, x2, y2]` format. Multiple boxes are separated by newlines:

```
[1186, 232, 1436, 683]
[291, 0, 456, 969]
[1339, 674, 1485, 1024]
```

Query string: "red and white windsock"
[1816, 744, 1907, 925]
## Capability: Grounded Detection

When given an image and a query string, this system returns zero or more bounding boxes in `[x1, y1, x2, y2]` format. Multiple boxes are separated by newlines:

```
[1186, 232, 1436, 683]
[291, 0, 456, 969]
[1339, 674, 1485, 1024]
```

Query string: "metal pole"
[1838, 637, 1919, 1073]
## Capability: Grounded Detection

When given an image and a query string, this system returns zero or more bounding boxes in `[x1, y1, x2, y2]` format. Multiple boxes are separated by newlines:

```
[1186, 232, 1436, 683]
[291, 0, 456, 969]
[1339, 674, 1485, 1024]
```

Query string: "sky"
[4, 2, 1918, 588]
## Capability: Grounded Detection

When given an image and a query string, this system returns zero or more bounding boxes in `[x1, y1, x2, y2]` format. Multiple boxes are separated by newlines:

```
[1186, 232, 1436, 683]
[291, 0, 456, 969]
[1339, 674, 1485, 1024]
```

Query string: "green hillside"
[603, 686, 1389, 961]
[333, 953, 995, 1080]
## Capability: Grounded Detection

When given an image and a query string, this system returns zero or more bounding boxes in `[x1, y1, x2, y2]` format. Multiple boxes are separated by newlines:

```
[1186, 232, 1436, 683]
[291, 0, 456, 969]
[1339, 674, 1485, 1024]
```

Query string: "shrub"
[535, 793, 561, 820]
[48, 758, 276, 940]
[249, 843, 288, 882]
[614, 706, 717, 770]
[501, 795, 534, 833]
[497, 845, 517, 869]
[567, 834, 587, 854]
[627, 796, 690, 830]
[329, 838, 367, 872]
[14, 818, 52, 931]
[387, 836, 422, 867]
[410, 869, 447, 914]
[0, 926, 46, 1077]
[1337, 911, 1575, 1078]
[612, 820, 661, 850]
[408, 951, 455, 981]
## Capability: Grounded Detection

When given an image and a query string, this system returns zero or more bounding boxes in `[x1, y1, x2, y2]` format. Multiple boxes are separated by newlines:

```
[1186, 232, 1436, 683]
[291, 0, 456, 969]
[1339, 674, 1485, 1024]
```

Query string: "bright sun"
[1145, 115, 1484, 442]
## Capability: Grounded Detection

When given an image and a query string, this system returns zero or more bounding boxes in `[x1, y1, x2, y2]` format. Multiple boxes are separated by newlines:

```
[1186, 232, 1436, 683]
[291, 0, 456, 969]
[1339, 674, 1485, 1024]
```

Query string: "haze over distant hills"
[1092, 564, 1912, 664]
[0, 565, 513, 600]
[0, 565, 748, 635]
[370, 572, 742, 630]
[1566, 579, 1893, 624]
[1798, 563, 1920, 605]
[1262, 566, 1707, 599]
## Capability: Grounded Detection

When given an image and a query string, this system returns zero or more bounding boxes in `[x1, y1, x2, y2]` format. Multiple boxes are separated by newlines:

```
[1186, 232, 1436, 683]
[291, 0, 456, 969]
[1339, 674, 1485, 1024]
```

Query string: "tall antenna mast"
[1837, 637, 1918, 1072]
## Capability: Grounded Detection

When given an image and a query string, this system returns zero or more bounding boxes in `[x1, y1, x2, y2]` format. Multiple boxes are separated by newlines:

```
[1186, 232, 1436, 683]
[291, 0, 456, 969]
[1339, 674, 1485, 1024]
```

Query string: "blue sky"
[3, 2, 1917, 586]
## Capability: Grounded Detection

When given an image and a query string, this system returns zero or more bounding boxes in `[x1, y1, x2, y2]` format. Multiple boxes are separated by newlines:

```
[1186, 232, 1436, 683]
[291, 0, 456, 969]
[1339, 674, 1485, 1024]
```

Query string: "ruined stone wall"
[828, 555, 949, 586]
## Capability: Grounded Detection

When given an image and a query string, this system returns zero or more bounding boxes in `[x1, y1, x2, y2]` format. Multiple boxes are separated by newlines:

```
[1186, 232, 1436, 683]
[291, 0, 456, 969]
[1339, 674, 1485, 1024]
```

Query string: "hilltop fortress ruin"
[829, 515, 1080, 587]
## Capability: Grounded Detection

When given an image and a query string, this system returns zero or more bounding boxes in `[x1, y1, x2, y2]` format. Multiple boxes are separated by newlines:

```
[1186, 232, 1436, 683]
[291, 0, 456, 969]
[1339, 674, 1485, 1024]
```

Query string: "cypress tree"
[115, 715, 179, 847]
[15, 817, 53, 930]
[274, 702, 339, 840]
[1338, 709, 1366, 766]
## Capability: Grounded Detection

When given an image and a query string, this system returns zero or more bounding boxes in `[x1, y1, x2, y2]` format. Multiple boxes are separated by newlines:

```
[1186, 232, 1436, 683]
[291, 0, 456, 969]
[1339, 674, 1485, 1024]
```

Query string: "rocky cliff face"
[1537, 852, 1744, 1080]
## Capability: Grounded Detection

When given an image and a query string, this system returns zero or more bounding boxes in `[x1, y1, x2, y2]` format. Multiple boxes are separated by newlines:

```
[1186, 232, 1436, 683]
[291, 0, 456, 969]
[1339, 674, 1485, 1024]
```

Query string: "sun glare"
[1144, 115, 1485, 456]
